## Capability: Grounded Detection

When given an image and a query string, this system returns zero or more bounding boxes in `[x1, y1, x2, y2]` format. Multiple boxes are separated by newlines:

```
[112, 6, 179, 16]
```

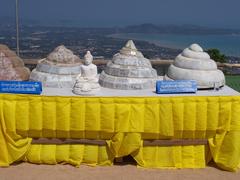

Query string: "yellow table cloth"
[0, 94, 240, 171]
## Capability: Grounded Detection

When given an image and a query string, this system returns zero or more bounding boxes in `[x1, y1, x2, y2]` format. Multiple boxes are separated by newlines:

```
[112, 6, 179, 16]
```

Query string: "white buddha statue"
[73, 51, 100, 95]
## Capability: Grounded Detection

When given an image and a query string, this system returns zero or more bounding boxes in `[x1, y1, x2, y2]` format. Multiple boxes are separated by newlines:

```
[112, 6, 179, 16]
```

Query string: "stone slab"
[41, 84, 239, 97]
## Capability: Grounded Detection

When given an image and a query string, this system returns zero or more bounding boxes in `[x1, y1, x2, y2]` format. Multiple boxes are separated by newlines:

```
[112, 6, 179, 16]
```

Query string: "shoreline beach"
[108, 33, 240, 59]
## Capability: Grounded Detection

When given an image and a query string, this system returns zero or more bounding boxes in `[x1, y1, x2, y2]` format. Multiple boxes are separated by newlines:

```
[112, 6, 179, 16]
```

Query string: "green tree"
[206, 48, 226, 63]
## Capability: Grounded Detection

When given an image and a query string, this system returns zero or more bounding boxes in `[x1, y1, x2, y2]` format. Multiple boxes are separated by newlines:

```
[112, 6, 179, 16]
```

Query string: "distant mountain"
[1, 18, 239, 35]
[123, 24, 160, 33]
[121, 23, 240, 35]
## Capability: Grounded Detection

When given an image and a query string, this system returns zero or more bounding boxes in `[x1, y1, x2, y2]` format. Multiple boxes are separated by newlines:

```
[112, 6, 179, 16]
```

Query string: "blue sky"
[1, 0, 240, 28]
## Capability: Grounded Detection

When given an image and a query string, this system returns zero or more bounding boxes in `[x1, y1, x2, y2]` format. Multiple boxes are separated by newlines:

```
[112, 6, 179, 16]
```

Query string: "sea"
[110, 33, 240, 57]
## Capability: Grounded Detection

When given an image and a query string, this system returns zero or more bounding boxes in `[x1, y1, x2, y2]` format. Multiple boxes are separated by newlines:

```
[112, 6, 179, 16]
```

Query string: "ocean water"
[110, 33, 240, 57]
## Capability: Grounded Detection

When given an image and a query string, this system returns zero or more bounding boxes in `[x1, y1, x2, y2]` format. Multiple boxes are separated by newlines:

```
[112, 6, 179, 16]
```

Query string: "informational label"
[0, 81, 42, 95]
[156, 80, 197, 94]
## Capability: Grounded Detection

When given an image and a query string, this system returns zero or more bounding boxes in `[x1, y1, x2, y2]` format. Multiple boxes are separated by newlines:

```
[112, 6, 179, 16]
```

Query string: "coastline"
[108, 33, 183, 50]
[108, 33, 240, 61]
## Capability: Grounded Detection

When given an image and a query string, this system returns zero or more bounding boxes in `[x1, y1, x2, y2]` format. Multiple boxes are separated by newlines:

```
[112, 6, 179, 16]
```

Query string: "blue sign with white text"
[0, 81, 42, 95]
[156, 80, 197, 94]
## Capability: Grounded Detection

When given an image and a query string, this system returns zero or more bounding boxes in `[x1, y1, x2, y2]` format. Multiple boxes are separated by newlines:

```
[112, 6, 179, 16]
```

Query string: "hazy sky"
[1, 0, 240, 28]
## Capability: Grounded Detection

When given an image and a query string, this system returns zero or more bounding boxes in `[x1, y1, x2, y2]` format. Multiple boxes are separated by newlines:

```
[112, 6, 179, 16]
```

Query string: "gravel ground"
[0, 163, 239, 180]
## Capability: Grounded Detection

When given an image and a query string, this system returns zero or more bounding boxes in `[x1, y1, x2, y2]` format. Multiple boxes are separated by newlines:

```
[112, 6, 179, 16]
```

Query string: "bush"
[206, 48, 226, 63]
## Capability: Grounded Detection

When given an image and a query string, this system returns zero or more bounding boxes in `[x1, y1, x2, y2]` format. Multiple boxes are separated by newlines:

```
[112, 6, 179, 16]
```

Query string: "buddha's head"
[84, 51, 93, 65]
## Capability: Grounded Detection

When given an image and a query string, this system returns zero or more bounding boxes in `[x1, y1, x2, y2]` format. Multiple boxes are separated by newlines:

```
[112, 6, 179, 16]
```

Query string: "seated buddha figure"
[73, 51, 100, 95]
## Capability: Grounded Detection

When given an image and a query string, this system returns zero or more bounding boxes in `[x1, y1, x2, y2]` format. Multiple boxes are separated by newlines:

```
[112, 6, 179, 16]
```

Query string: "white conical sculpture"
[165, 43, 225, 89]
[99, 40, 158, 90]
[30, 45, 82, 88]
[120, 40, 138, 56]
[72, 51, 100, 95]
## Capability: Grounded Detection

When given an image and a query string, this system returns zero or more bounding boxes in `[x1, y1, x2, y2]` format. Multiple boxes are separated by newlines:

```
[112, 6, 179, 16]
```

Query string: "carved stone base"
[30, 69, 78, 88]
[99, 71, 157, 90]
[36, 60, 82, 75]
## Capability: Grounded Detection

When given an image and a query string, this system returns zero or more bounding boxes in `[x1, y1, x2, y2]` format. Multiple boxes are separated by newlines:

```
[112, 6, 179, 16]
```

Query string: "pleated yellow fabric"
[0, 97, 31, 166]
[134, 145, 207, 169]
[0, 94, 240, 171]
[24, 144, 113, 166]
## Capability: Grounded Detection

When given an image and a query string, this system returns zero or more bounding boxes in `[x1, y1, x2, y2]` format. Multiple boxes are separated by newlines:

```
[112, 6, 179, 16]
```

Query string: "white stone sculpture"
[165, 43, 225, 89]
[30, 45, 82, 88]
[99, 40, 158, 90]
[72, 51, 100, 95]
